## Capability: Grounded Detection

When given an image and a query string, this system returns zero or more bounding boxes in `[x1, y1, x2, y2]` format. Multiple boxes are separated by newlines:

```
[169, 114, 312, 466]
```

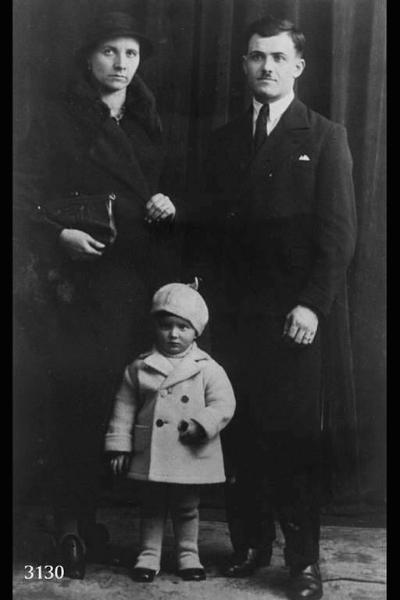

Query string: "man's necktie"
[253, 103, 269, 151]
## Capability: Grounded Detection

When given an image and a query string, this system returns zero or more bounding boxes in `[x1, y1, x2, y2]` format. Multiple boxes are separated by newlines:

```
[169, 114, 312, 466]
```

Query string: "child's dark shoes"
[131, 567, 158, 582]
[178, 567, 206, 581]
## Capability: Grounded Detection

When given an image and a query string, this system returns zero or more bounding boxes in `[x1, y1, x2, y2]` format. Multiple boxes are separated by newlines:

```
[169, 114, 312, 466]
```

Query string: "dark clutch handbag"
[46, 193, 117, 246]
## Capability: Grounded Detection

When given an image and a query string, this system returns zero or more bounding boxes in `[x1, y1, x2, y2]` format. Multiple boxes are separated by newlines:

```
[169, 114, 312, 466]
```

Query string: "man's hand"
[109, 453, 131, 476]
[283, 305, 319, 345]
[145, 193, 176, 223]
[59, 229, 105, 260]
[178, 419, 206, 445]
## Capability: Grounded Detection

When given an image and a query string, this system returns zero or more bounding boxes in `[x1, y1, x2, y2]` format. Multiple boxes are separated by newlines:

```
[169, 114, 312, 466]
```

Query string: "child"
[105, 282, 236, 582]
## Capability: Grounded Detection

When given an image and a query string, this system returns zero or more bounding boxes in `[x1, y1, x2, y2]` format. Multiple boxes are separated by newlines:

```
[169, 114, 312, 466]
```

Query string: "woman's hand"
[109, 453, 131, 476]
[59, 229, 106, 260]
[145, 193, 176, 223]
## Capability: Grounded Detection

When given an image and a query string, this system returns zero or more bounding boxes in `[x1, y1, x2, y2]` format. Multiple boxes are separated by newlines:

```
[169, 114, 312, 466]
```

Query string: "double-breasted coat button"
[156, 419, 164, 427]
[181, 395, 189, 403]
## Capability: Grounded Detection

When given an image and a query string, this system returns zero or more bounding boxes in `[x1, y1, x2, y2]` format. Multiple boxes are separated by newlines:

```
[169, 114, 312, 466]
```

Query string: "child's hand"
[178, 419, 206, 445]
[109, 453, 131, 476]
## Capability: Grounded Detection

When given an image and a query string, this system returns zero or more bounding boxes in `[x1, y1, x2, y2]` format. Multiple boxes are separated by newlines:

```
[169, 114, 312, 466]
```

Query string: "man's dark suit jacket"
[200, 97, 357, 437]
[205, 97, 356, 319]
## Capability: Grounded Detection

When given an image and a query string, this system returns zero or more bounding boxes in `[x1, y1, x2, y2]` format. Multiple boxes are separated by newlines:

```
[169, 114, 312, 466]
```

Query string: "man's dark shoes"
[289, 563, 323, 599]
[224, 547, 272, 577]
[131, 567, 158, 582]
[178, 567, 206, 581]
[58, 534, 86, 579]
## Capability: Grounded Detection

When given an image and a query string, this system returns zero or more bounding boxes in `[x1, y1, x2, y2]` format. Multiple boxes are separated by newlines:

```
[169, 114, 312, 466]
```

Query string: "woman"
[15, 11, 180, 578]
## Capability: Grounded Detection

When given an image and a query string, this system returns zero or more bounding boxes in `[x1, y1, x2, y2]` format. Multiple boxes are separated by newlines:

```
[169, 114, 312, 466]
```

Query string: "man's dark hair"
[244, 15, 305, 56]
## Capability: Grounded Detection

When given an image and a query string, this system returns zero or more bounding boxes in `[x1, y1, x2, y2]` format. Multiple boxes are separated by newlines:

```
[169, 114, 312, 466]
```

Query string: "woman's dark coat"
[14, 72, 181, 516]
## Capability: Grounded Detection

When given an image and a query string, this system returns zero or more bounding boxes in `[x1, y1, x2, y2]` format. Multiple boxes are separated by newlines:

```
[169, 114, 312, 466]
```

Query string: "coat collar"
[276, 96, 311, 132]
[65, 72, 161, 137]
[140, 343, 210, 387]
[226, 107, 254, 168]
[64, 73, 161, 200]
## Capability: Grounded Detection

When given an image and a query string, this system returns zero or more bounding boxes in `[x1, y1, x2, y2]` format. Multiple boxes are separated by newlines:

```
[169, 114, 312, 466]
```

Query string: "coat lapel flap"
[89, 118, 151, 204]
[161, 345, 210, 388]
[142, 351, 175, 377]
[250, 98, 312, 173]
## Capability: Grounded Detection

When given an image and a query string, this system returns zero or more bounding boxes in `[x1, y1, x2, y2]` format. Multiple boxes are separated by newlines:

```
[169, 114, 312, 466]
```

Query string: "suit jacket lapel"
[250, 98, 311, 174]
[225, 108, 253, 174]
[223, 108, 255, 205]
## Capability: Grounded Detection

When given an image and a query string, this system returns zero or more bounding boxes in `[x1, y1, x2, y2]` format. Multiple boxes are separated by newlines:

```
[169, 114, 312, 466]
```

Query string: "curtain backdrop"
[13, 0, 386, 507]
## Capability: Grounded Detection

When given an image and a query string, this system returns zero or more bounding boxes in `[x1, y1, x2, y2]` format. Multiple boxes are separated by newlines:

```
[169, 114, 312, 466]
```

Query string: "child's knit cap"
[151, 282, 209, 335]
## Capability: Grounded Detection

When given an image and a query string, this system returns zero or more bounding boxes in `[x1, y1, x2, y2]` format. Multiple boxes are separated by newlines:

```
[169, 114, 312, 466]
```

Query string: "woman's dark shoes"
[178, 568, 206, 581]
[289, 563, 323, 600]
[224, 547, 272, 577]
[58, 534, 86, 579]
[131, 567, 158, 582]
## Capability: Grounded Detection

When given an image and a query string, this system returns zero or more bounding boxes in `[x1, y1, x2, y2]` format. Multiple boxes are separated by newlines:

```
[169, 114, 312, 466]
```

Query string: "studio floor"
[13, 505, 386, 600]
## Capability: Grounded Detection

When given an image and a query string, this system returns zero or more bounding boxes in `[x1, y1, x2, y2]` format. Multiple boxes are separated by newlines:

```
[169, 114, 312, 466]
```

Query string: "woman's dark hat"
[79, 11, 154, 59]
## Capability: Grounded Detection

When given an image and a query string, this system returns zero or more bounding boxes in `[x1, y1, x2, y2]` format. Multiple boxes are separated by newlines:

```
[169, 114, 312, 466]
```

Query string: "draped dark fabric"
[14, 0, 386, 507]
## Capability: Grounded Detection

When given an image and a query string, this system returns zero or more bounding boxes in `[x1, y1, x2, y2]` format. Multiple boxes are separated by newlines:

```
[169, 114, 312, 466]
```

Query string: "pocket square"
[298, 154, 311, 161]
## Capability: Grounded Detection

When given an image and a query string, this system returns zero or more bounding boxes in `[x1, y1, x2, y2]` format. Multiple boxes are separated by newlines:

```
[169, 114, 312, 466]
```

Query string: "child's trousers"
[134, 482, 203, 572]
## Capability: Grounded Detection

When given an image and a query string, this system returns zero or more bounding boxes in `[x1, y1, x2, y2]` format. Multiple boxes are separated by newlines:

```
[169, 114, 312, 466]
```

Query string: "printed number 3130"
[24, 565, 64, 579]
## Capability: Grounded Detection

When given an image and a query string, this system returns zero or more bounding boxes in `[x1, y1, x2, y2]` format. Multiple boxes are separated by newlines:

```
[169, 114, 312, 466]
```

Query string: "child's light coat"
[105, 343, 236, 484]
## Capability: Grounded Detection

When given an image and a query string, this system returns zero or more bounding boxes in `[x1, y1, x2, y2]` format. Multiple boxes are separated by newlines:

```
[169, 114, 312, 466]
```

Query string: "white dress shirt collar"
[252, 91, 295, 135]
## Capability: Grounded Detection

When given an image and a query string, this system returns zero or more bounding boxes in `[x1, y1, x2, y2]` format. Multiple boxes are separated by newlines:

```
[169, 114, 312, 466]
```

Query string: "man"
[201, 15, 356, 600]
